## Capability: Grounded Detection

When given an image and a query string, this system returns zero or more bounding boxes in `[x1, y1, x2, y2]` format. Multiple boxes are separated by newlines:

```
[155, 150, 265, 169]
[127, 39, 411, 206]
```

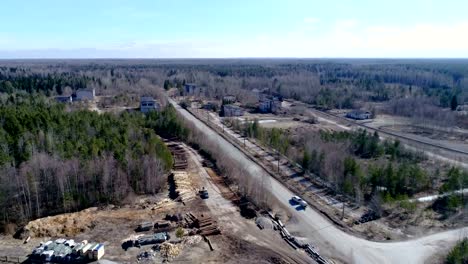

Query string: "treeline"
[185, 119, 273, 210]
[0, 72, 89, 95]
[432, 167, 468, 216]
[225, 118, 432, 203]
[300, 129, 468, 215]
[0, 95, 186, 229]
[240, 120, 290, 154]
[2, 60, 467, 122]
[301, 130, 432, 200]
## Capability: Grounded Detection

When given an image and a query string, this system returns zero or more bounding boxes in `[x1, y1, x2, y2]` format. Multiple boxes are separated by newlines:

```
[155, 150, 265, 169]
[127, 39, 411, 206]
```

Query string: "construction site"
[0, 139, 316, 264]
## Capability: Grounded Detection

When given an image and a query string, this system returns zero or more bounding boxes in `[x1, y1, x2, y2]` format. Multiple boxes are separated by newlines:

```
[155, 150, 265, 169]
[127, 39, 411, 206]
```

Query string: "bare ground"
[0, 142, 312, 264]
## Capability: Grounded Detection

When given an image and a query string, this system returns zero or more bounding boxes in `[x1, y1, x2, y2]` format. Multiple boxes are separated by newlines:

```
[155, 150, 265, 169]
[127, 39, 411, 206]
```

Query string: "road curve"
[170, 99, 467, 264]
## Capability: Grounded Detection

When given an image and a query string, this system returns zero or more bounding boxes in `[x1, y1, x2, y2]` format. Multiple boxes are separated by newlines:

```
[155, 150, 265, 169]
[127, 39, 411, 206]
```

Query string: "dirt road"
[170, 98, 467, 264]
[182, 143, 312, 263]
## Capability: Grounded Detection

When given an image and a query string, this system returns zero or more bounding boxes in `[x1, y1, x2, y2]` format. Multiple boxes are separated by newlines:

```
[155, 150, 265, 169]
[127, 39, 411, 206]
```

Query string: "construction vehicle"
[199, 187, 209, 199]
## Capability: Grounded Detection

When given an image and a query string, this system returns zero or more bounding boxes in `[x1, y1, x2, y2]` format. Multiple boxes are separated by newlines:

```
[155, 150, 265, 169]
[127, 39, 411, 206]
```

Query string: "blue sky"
[1, 0, 468, 58]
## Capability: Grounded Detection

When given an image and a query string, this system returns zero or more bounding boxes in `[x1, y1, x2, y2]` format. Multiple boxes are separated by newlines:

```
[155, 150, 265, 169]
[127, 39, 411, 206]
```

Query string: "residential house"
[258, 97, 282, 113]
[75, 88, 95, 101]
[222, 104, 244, 117]
[184, 83, 197, 95]
[140, 96, 160, 113]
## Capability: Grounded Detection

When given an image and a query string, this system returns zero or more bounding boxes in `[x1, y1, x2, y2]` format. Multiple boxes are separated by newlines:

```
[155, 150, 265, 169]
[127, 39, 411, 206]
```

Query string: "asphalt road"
[170, 99, 467, 264]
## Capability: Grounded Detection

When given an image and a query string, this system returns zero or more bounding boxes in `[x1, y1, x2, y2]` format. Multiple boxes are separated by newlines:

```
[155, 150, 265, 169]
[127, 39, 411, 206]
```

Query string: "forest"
[0, 93, 187, 230]
[1, 59, 467, 230]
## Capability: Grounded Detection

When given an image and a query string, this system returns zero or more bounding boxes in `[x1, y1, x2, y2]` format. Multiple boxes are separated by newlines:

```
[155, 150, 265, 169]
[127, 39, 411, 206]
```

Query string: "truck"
[136, 232, 168, 246]
[136, 221, 153, 232]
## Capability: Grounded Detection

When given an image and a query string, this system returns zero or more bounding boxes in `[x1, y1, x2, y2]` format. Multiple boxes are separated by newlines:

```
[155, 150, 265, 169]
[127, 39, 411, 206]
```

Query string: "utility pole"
[341, 202, 345, 220]
[277, 150, 280, 173]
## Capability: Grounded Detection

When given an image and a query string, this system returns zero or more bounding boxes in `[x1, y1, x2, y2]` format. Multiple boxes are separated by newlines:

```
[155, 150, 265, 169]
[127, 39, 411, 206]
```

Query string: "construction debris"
[182, 235, 202, 246]
[184, 212, 221, 236]
[168, 143, 188, 170]
[137, 250, 156, 262]
[203, 236, 215, 251]
[159, 242, 182, 260]
[266, 212, 330, 264]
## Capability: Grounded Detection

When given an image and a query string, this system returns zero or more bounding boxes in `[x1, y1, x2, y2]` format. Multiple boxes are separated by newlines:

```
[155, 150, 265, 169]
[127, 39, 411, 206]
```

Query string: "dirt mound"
[23, 207, 98, 238]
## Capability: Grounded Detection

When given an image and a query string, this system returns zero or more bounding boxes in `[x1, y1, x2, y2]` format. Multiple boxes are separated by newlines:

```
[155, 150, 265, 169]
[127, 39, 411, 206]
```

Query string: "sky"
[1, 0, 468, 58]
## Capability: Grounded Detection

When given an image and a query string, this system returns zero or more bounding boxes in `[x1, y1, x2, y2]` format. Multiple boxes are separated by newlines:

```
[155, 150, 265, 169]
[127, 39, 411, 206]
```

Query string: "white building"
[140, 96, 160, 113]
[75, 88, 95, 101]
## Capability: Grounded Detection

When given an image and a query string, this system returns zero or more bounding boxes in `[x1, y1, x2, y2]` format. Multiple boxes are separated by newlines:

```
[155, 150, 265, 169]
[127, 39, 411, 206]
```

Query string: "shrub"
[175, 227, 185, 238]
[446, 238, 468, 264]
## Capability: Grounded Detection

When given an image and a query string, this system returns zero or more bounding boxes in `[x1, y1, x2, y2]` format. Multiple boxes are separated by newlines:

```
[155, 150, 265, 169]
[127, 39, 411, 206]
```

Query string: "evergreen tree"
[451, 94, 458, 111]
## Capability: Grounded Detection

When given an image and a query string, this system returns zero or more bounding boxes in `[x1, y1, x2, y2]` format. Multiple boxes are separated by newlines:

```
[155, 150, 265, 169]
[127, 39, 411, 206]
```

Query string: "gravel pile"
[255, 217, 274, 230]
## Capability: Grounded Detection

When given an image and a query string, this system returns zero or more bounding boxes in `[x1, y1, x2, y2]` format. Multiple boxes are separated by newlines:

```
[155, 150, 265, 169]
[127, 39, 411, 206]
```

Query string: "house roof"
[77, 88, 94, 92]
[141, 96, 156, 102]
[223, 104, 242, 110]
[348, 110, 371, 115]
